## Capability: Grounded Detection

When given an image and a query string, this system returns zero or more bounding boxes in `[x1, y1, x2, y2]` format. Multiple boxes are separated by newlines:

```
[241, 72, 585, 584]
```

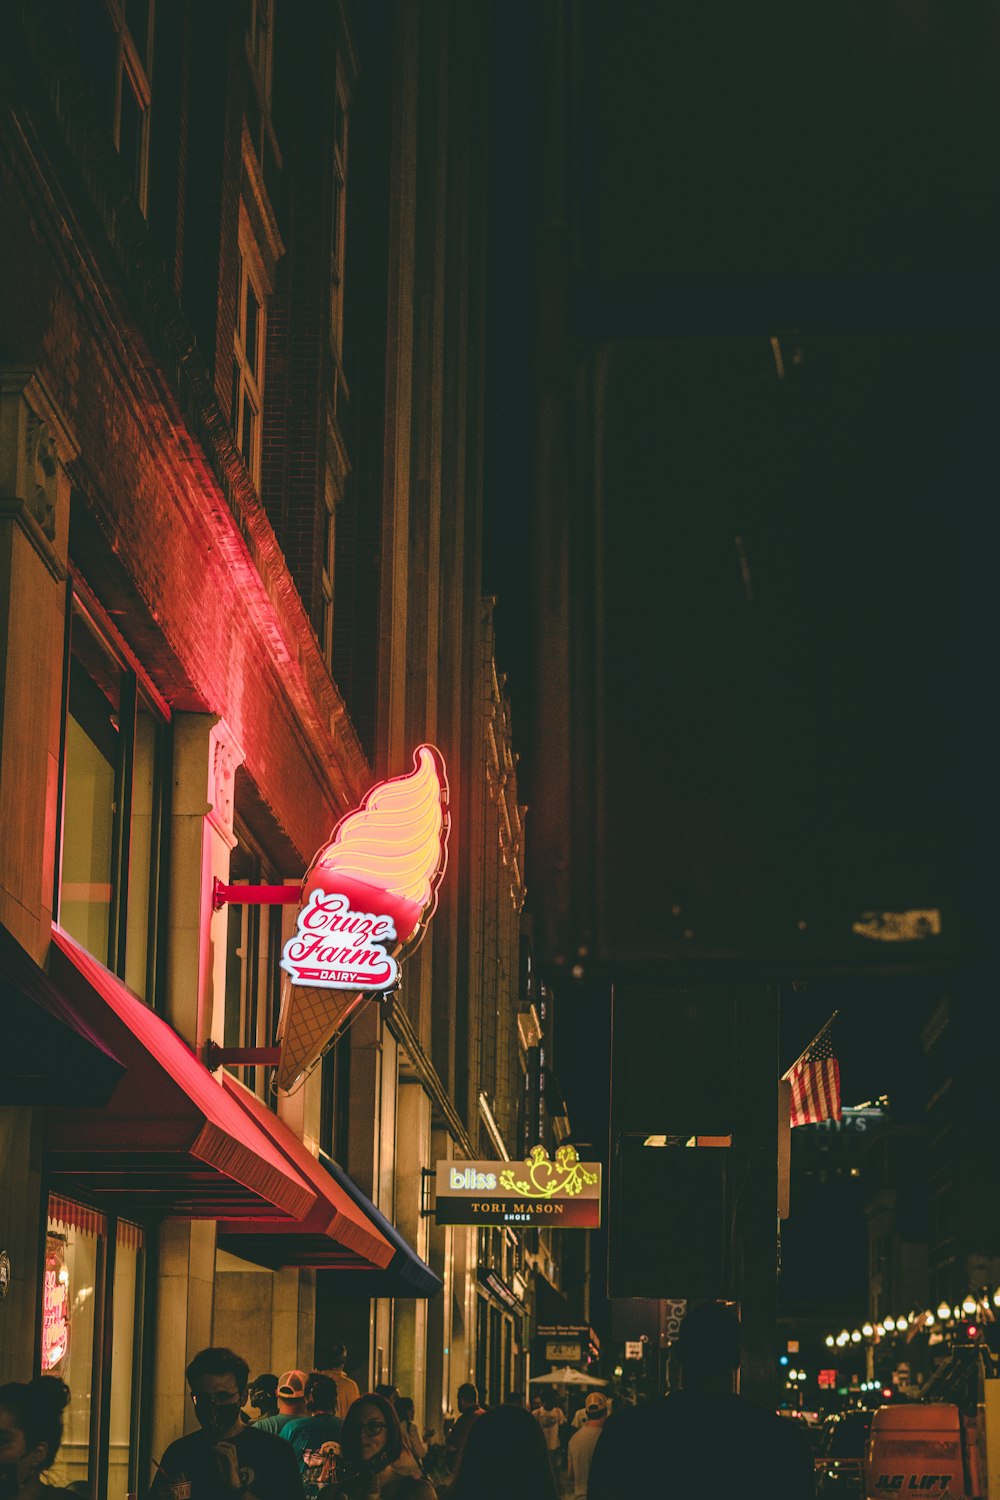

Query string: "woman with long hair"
[393, 1399, 425, 1471]
[0, 1378, 73, 1500]
[324, 1394, 434, 1500]
[445, 1405, 559, 1500]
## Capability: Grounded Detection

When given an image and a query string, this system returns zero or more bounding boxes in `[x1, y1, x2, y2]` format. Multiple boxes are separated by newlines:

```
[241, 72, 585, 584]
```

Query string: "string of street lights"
[824, 1288, 1000, 1349]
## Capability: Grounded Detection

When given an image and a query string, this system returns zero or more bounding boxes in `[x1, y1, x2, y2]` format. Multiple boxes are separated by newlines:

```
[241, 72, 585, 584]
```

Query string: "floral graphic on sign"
[499, 1145, 599, 1200]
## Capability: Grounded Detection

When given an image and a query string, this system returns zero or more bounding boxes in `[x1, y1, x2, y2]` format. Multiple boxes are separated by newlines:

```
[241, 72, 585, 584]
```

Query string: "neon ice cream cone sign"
[277, 745, 449, 1091]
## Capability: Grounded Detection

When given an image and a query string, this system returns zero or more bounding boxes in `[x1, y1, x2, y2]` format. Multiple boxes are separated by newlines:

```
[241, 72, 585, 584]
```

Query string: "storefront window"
[43, 1198, 146, 1500]
[44, 1198, 106, 1492]
[59, 589, 167, 1003]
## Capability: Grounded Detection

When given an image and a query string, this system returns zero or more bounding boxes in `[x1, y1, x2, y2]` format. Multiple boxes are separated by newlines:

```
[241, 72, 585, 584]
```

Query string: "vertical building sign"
[277, 746, 449, 1091]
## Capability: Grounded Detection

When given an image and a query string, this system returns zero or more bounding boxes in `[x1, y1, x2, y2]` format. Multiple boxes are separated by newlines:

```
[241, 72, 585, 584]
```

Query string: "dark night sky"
[480, 7, 997, 1329]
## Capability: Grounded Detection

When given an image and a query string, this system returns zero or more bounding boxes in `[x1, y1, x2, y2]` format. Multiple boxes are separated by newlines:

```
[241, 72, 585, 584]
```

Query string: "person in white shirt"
[532, 1389, 567, 1482]
[567, 1392, 609, 1500]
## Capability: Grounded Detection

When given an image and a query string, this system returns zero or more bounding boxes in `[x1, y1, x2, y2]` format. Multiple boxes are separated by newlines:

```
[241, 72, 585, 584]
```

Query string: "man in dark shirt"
[444, 1383, 485, 1471]
[587, 1303, 815, 1500]
[150, 1346, 305, 1500]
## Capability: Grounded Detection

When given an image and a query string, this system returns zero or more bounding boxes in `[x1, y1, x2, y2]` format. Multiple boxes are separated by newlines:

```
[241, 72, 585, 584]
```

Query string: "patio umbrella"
[529, 1366, 607, 1386]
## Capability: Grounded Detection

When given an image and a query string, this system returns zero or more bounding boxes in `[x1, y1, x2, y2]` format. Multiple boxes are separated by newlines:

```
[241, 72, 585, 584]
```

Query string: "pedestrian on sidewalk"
[317, 1348, 361, 1423]
[248, 1376, 279, 1426]
[531, 1389, 565, 1486]
[255, 1371, 308, 1435]
[443, 1405, 558, 1500]
[587, 1303, 816, 1500]
[324, 1395, 433, 1500]
[443, 1386, 483, 1473]
[0, 1375, 73, 1500]
[565, 1392, 608, 1500]
[281, 1376, 343, 1500]
[149, 1348, 304, 1500]
[393, 1399, 425, 1471]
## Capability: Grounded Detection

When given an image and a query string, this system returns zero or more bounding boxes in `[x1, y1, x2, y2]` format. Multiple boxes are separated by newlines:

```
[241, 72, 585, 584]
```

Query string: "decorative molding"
[207, 720, 246, 850]
[0, 367, 76, 577]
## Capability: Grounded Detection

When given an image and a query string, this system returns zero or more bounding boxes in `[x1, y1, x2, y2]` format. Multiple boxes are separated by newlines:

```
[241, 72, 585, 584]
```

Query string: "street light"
[876, 1323, 885, 1337]
[962, 1295, 977, 1317]
[825, 1336, 835, 1348]
[937, 1301, 951, 1321]
[884, 1316, 896, 1331]
[851, 1330, 862, 1343]
[862, 1323, 874, 1338]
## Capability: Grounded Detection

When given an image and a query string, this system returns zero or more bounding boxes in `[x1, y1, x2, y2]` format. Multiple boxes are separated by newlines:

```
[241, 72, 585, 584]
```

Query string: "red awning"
[44, 927, 316, 1221]
[215, 1075, 395, 1271]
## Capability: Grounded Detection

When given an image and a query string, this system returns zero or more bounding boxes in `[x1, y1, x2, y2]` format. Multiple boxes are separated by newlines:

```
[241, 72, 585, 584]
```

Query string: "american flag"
[784, 1016, 841, 1127]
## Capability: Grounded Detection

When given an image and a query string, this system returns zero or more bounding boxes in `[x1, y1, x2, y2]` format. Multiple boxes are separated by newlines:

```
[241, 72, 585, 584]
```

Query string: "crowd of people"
[0, 1306, 817, 1499]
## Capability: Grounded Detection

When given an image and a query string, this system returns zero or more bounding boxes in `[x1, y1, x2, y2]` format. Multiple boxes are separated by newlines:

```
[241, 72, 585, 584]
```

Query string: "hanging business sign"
[435, 1146, 601, 1228]
[277, 745, 449, 1092]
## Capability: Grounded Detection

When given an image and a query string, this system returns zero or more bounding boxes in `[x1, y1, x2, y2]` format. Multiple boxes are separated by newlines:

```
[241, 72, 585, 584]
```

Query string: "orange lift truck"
[865, 1334, 1000, 1499]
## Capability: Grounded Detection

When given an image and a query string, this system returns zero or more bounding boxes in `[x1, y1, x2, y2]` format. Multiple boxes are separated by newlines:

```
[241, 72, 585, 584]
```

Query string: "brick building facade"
[0, 2, 574, 1492]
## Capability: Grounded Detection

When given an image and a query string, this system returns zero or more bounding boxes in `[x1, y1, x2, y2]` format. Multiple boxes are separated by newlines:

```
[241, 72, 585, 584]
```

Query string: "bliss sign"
[280, 890, 400, 991]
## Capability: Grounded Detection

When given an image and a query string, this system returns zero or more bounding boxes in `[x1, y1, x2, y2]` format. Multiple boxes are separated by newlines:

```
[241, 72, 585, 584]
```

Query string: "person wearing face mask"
[148, 1348, 304, 1500]
[0, 1376, 73, 1500]
[323, 1396, 433, 1500]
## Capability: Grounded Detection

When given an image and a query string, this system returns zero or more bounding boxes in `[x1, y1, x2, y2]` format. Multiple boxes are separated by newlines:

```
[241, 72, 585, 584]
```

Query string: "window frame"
[56, 573, 171, 1006]
[329, 65, 350, 364]
[246, 0, 275, 109]
[231, 216, 268, 492]
[104, 0, 154, 215]
[38, 1191, 153, 1500]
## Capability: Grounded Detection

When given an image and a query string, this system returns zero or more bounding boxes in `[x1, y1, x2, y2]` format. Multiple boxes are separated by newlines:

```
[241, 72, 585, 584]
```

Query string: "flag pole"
[782, 1008, 839, 1081]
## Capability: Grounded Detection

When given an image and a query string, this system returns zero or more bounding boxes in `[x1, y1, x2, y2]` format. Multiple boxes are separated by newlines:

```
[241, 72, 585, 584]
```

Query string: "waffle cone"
[277, 976, 365, 1092]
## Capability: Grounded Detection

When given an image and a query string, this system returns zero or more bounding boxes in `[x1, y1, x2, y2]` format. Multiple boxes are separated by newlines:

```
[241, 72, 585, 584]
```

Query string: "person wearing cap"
[254, 1372, 307, 1435]
[279, 1375, 343, 1500]
[566, 1392, 608, 1500]
[248, 1375, 279, 1425]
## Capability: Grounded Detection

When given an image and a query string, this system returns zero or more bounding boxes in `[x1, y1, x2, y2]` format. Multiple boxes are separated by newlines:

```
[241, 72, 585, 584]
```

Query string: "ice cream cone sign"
[276, 745, 450, 1092]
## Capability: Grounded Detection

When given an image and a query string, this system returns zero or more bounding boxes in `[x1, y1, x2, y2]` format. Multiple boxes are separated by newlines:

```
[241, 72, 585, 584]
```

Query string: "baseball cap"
[277, 1370, 307, 1398]
[250, 1373, 278, 1395]
[585, 1392, 609, 1413]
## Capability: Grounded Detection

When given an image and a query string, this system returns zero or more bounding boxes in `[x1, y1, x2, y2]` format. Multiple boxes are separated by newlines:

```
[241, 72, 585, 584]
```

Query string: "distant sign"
[546, 1341, 582, 1362]
[625, 1340, 644, 1360]
[435, 1146, 601, 1227]
[818, 1369, 837, 1389]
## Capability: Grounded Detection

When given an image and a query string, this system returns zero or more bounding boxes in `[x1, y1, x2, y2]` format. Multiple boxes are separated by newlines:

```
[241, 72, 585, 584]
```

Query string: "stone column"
[0, 367, 75, 954]
[151, 1219, 217, 1453]
[0, 369, 75, 1385]
[152, 717, 242, 1458]
[424, 1126, 453, 1431]
[392, 1081, 430, 1419]
[165, 714, 244, 1048]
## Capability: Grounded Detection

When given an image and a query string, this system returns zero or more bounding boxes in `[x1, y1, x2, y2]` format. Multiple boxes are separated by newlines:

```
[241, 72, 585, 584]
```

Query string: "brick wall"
[0, 0, 371, 864]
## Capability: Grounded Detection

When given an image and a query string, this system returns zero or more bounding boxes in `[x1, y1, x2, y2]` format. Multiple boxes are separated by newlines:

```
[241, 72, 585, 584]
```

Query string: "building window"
[224, 829, 284, 1102]
[329, 70, 349, 377]
[321, 480, 336, 662]
[246, 0, 274, 107]
[80, 0, 154, 213]
[58, 586, 168, 1004]
[43, 1197, 147, 1500]
[231, 230, 267, 491]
